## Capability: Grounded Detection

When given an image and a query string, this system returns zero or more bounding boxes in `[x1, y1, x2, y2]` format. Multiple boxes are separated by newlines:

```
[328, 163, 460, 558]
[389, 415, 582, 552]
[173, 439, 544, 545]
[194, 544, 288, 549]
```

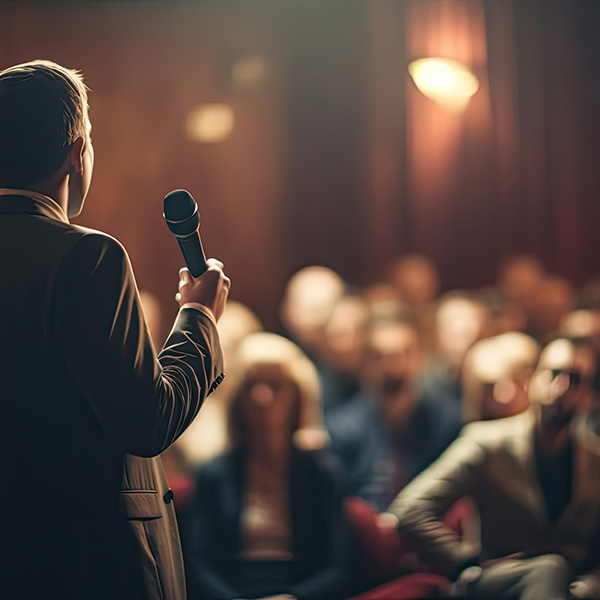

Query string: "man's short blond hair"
[0, 59, 89, 187]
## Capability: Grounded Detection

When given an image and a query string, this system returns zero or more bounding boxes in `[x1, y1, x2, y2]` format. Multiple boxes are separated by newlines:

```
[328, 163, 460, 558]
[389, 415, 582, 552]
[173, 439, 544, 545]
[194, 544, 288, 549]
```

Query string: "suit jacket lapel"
[508, 411, 550, 528]
[558, 417, 600, 533]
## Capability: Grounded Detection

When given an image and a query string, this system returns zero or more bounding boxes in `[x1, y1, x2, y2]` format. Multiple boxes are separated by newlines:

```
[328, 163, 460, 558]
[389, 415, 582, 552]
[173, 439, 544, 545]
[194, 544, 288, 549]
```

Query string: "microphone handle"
[176, 233, 208, 277]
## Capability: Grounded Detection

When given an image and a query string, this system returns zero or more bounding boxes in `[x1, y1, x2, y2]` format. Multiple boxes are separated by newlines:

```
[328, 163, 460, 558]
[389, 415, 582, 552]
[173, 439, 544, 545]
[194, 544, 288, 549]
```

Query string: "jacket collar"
[0, 189, 69, 224]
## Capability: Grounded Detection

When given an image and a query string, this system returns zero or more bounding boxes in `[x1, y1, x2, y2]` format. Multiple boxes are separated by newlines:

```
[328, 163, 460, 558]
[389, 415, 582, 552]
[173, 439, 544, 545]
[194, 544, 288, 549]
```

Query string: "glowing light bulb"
[186, 104, 234, 143]
[408, 58, 480, 113]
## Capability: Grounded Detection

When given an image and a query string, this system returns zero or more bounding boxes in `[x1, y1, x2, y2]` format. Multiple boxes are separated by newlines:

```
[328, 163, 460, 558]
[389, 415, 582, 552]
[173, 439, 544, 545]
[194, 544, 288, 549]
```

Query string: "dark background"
[1, 0, 599, 334]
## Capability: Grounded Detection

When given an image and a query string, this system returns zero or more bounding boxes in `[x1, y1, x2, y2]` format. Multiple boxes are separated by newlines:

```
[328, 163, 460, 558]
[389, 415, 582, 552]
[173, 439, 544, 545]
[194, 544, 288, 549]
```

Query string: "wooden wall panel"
[0, 3, 287, 336]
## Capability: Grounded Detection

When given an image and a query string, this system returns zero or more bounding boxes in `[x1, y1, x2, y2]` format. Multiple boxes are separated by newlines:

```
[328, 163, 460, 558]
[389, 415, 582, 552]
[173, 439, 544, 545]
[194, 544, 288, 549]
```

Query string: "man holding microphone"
[0, 60, 230, 599]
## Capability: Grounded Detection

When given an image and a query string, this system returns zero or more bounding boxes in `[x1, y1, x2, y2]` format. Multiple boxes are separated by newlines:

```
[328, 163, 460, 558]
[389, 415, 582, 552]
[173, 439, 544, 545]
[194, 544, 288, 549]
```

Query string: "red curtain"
[363, 0, 599, 290]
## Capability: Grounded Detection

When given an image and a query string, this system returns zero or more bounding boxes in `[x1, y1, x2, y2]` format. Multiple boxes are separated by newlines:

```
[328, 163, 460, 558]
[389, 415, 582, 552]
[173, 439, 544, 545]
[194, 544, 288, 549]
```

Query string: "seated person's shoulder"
[460, 411, 532, 448]
[327, 393, 375, 438]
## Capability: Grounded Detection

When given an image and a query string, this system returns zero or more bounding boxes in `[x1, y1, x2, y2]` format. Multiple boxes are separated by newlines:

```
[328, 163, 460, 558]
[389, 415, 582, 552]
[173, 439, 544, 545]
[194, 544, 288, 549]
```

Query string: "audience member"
[497, 254, 545, 310]
[388, 254, 441, 314]
[461, 332, 540, 423]
[279, 265, 345, 358]
[363, 282, 405, 318]
[185, 333, 350, 600]
[528, 275, 574, 342]
[561, 309, 600, 356]
[387, 254, 440, 347]
[390, 335, 600, 600]
[418, 291, 491, 406]
[327, 310, 461, 512]
[320, 293, 370, 419]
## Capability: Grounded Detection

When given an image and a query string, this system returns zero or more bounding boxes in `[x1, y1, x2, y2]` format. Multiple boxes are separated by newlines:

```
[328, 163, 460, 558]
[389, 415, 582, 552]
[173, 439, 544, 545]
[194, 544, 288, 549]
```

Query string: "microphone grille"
[163, 189, 197, 221]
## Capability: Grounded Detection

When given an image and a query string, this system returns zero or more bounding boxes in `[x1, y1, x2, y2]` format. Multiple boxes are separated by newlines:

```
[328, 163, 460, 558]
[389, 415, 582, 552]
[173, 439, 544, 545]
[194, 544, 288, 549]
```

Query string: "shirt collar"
[0, 188, 70, 224]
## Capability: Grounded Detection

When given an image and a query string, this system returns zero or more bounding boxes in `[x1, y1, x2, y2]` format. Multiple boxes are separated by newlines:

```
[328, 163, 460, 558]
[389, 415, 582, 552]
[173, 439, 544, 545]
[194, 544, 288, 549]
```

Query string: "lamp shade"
[408, 58, 479, 113]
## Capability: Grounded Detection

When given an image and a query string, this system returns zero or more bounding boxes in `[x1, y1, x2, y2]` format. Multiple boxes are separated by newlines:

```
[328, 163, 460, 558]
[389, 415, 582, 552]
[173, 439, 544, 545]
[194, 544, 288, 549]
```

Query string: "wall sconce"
[408, 58, 479, 113]
[186, 104, 234, 143]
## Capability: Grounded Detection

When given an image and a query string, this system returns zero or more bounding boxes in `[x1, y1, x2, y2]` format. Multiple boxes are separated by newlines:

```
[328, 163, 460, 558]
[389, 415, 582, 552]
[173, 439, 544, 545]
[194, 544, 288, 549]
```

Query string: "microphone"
[163, 189, 208, 277]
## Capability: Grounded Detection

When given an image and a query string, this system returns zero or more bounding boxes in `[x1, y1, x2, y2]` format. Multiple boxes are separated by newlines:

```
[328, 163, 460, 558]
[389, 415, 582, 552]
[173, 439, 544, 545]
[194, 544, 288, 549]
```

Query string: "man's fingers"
[530, 369, 569, 405]
[179, 267, 192, 282]
[547, 372, 570, 403]
[205, 258, 224, 270]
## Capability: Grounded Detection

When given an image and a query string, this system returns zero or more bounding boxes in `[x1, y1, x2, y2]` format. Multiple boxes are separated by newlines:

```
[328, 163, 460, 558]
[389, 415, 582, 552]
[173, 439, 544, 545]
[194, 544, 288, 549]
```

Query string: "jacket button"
[163, 489, 174, 504]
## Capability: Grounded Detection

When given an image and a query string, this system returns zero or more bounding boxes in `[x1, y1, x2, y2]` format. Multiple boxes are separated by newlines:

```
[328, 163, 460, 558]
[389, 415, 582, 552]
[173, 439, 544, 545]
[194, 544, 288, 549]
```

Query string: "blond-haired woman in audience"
[185, 333, 350, 600]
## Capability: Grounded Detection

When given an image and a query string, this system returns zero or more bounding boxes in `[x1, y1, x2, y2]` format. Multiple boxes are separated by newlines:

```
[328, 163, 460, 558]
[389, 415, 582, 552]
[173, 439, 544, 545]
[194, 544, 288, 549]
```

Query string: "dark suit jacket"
[186, 447, 351, 600]
[122, 455, 186, 600]
[0, 193, 223, 600]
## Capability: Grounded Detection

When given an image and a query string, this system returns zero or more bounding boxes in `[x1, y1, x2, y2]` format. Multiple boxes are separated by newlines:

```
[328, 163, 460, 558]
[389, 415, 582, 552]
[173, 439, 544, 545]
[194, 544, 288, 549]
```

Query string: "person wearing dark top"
[0, 60, 230, 600]
[186, 333, 350, 600]
[390, 336, 600, 599]
[327, 312, 461, 512]
[319, 293, 369, 421]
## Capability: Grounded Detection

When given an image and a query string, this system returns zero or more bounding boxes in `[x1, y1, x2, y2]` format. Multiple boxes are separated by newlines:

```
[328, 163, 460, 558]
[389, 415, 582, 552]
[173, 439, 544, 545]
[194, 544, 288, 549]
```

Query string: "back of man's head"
[0, 59, 88, 188]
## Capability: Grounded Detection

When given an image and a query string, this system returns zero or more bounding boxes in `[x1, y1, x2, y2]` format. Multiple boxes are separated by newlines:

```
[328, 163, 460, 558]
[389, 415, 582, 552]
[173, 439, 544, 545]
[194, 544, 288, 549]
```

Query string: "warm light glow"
[408, 58, 479, 113]
[231, 54, 267, 87]
[186, 104, 234, 143]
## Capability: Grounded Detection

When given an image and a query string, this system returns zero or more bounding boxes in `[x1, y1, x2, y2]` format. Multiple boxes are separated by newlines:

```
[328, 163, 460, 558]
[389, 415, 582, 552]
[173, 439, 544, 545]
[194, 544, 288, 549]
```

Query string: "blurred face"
[391, 258, 440, 308]
[366, 323, 422, 396]
[531, 278, 573, 336]
[67, 116, 94, 218]
[530, 339, 597, 433]
[323, 297, 368, 374]
[240, 363, 298, 437]
[436, 298, 488, 365]
[281, 268, 344, 352]
[499, 258, 544, 305]
[365, 323, 422, 425]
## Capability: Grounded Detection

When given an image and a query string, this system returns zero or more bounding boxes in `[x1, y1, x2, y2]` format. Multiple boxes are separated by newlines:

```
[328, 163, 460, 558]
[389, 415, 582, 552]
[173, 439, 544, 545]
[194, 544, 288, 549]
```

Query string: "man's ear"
[69, 137, 85, 174]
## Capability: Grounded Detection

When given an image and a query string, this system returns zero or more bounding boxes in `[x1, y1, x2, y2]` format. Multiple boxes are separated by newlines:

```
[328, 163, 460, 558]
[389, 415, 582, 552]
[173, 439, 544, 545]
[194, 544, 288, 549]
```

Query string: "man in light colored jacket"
[390, 335, 600, 599]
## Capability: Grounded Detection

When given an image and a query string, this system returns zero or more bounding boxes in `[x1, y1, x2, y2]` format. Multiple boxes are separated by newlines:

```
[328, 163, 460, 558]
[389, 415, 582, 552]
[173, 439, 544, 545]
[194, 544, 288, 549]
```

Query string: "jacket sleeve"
[53, 232, 224, 457]
[387, 429, 486, 579]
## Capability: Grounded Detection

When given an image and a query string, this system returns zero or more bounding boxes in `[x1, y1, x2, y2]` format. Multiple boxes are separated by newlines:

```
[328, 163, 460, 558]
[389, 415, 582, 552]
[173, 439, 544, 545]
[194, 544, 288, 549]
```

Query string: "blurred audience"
[418, 291, 491, 406]
[327, 310, 461, 512]
[390, 334, 600, 599]
[169, 253, 600, 599]
[462, 332, 540, 423]
[185, 333, 350, 600]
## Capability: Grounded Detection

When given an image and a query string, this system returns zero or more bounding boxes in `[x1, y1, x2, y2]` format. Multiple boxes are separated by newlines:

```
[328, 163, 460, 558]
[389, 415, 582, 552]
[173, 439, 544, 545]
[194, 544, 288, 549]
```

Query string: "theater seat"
[344, 496, 475, 599]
